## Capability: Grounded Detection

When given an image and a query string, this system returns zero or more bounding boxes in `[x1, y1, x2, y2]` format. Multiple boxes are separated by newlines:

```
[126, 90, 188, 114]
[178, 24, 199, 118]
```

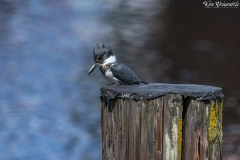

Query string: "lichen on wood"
[178, 119, 182, 160]
[208, 100, 223, 159]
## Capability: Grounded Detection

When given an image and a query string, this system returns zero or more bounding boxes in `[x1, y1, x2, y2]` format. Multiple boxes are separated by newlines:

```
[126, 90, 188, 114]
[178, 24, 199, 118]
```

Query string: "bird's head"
[88, 44, 116, 75]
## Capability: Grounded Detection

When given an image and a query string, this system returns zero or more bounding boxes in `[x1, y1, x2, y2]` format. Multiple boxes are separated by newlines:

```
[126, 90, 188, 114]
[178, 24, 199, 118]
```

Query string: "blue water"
[0, 1, 111, 160]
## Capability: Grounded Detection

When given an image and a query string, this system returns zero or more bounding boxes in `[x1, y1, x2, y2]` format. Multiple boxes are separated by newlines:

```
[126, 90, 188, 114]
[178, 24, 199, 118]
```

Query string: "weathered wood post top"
[100, 83, 224, 160]
[101, 83, 223, 101]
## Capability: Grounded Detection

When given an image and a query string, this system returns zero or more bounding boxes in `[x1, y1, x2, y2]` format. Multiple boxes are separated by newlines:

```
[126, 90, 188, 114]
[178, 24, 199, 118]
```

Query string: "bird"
[88, 44, 148, 85]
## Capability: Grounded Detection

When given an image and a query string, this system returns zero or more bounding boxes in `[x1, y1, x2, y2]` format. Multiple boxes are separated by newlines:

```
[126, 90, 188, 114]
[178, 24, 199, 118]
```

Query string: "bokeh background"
[0, 0, 239, 160]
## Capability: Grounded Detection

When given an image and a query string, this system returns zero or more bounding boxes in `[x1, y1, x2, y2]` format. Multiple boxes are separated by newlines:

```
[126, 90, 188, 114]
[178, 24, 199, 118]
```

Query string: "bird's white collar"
[103, 55, 116, 65]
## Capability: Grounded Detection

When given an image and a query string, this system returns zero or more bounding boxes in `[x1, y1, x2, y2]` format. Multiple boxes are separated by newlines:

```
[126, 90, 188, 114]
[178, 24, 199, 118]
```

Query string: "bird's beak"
[88, 63, 98, 75]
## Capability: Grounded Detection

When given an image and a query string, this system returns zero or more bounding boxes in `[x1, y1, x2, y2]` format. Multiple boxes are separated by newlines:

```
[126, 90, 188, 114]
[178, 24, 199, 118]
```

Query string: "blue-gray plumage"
[88, 44, 147, 85]
[110, 63, 144, 85]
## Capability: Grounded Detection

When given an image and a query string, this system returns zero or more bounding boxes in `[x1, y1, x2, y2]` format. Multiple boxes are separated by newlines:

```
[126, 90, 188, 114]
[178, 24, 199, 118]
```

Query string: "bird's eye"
[96, 60, 99, 62]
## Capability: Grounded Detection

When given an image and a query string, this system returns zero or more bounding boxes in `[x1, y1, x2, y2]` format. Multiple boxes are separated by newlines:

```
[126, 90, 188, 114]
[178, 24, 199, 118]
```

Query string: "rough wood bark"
[182, 98, 209, 160]
[182, 99, 223, 160]
[101, 83, 223, 160]
[162, 94, 183, 160]
[101, 94, 183, 160]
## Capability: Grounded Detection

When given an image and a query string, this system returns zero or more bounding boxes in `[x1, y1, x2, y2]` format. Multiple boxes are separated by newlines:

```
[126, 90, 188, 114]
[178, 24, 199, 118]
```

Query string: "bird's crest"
[93, 43, 112, 56]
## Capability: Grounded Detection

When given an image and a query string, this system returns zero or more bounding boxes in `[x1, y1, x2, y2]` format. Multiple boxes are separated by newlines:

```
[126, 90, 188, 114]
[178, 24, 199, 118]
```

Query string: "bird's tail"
[138, 81, 148, 84]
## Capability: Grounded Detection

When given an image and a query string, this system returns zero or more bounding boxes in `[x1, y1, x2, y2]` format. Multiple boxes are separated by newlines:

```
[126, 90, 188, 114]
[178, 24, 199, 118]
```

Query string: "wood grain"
[101, 95, 223, 160]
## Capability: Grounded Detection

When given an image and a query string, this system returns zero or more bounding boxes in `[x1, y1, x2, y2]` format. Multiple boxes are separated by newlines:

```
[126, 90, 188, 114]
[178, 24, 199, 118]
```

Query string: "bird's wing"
[110, 63, 141, 85]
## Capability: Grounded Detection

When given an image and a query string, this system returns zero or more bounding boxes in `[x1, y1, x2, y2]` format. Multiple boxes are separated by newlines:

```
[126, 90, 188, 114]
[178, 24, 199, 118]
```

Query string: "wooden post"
[100, 83, 223, 160]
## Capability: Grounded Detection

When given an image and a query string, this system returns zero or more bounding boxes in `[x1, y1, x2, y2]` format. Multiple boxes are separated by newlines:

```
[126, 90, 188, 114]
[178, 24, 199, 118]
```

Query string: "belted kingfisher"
[88, 44, 147, 85]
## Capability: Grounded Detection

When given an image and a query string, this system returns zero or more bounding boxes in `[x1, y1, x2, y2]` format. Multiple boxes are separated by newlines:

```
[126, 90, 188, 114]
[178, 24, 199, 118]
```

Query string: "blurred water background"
[0, 0, 239, 160]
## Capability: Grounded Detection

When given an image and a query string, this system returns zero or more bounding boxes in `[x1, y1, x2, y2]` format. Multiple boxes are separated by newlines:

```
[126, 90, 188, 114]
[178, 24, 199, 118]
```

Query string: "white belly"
[104, 70, 121, 85]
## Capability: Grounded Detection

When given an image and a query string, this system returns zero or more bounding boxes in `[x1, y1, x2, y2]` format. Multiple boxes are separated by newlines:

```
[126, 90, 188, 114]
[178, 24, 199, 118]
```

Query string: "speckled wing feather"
[110, 63, 144, 85]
